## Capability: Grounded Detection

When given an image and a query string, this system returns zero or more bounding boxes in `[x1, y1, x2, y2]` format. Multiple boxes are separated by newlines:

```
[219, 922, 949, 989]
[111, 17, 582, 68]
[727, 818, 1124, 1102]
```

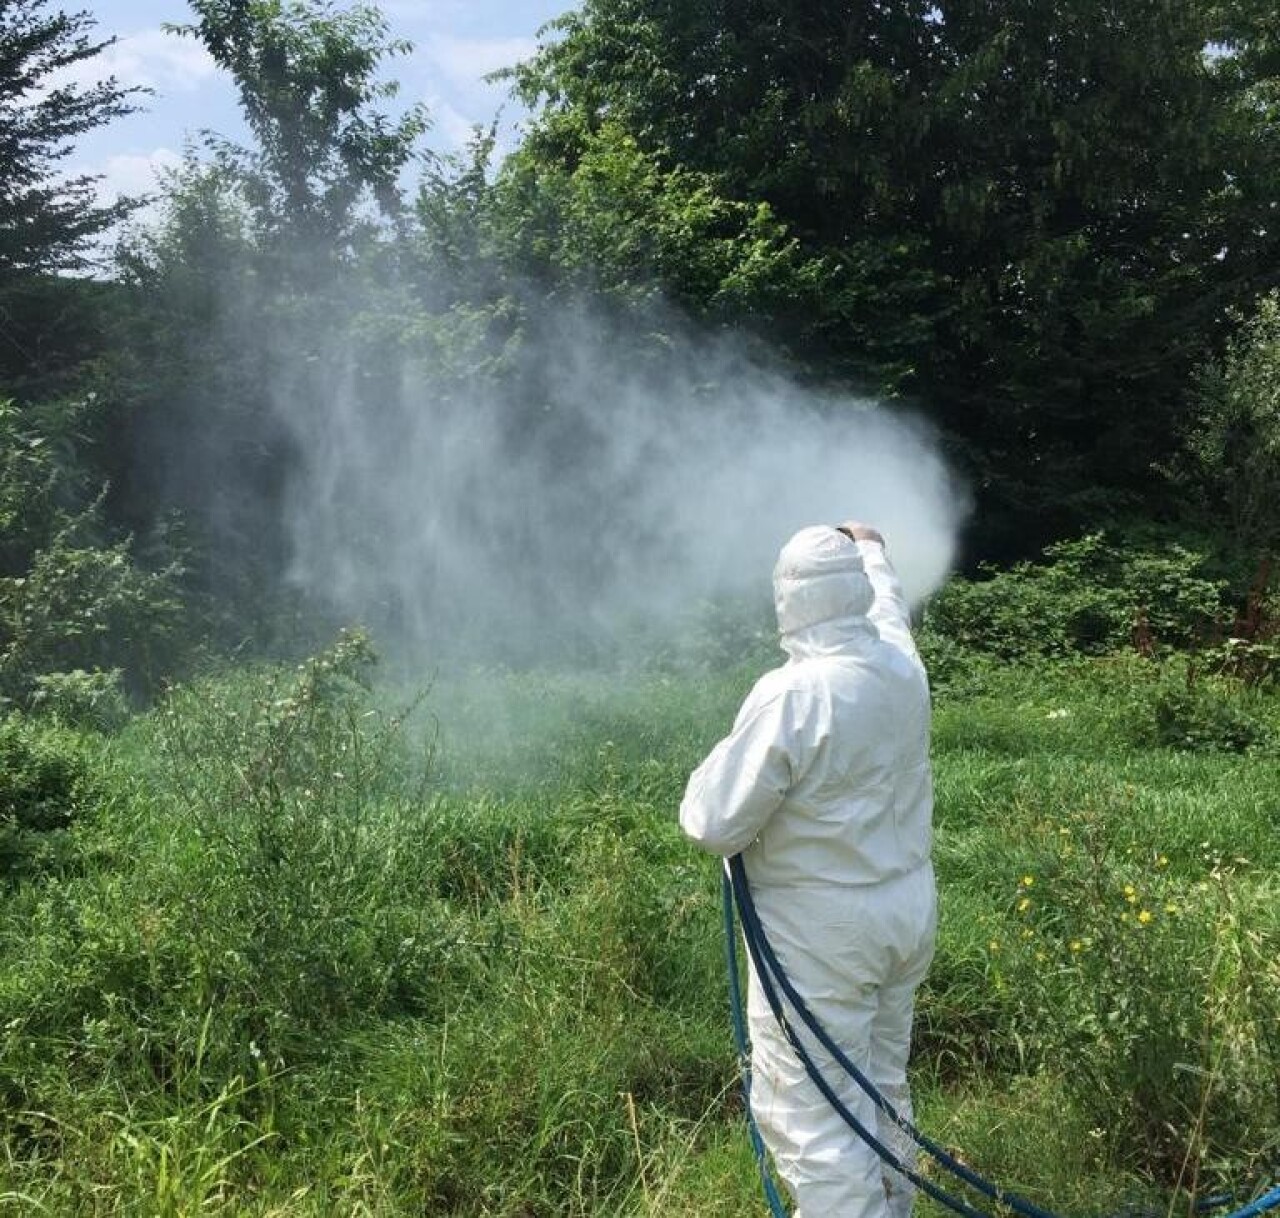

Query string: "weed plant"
[1, 619, 1278, 1214]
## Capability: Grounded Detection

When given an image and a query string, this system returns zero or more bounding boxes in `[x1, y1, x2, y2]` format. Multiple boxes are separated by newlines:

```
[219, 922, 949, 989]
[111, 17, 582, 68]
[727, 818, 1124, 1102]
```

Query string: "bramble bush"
[922, 533, 1228, 661]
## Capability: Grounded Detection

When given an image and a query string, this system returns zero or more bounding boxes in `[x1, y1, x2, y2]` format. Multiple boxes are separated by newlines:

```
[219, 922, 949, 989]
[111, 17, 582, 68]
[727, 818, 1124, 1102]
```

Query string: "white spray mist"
[278, 302, 967, 670]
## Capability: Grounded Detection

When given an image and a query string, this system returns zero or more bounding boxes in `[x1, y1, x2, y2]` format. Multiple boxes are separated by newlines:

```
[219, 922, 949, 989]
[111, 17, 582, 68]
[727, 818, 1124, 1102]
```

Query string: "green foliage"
[923, 533, 1228, 660]
[0, 522, 185, 708]
[0, 395, 95, 576]
[0, 276, 123, 405]
[0, 0, 141, 273]
[1206, 635, 1280, 688]
[1, 651, 1279, 1210]
[512, 0, 1280, 535]
[993, 809, 1278, 1179]
[926, 660, 1280, 1191]
[0, 396, 189, 707]
[494, 120, 823, 322]
[0, 712, 93, 880]
[0, 714, 89, 833]
[6, 0, 1280, 1204]
[1185, 290, 1280, 557]
[148, 630, 440, 1049]
[175, 0, 427, 247]
[28, 668, 130, 733]
[109, 0, 436, 637]
[1143, 671, 1268, 754]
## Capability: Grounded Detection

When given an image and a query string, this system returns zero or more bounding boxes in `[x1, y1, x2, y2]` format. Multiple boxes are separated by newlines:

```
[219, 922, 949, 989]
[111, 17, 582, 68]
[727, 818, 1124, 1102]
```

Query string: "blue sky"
[76, 1, 574, 205]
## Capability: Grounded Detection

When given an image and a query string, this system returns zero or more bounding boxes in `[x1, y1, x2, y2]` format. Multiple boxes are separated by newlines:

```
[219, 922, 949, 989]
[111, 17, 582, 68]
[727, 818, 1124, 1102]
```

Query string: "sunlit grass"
[1, 642, 1276, 1214]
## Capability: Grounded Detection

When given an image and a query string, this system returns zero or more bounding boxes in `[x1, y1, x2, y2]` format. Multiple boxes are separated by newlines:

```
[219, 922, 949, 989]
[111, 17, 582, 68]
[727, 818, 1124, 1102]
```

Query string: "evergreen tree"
[0, 0, 141, 274]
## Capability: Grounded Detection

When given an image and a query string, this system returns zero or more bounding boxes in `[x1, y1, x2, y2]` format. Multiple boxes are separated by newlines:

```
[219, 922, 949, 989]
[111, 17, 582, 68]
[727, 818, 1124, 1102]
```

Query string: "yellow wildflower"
[1138, 909, 1153, 925]
[1069, 940, 1083, 953]
[1017, 897, 1032, 913]
[1020, 875, 1035, 888]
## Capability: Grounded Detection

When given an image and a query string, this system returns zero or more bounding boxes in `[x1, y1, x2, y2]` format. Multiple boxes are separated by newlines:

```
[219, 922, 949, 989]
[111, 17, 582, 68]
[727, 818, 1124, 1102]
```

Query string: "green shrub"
[149, 630, 450, 1062]
[993, 806, 1279, 1180]
[925, 533, 1228, 660]
[28, 667, 131, 731]
[0, 526, 186, 706]
[0, 713, 94, 880]
[0, 396, 192, 709]
[1116, 664, 1272, 753]
[1148, 681, 1265, 753]
[1204, 636, 1280, 688]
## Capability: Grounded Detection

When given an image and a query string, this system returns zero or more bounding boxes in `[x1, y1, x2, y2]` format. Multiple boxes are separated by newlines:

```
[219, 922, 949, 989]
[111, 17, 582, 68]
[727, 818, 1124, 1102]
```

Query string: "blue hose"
[726, 859, 998, 1218]
[1228, 1187, 1280, 1218]
[722, 857, 1280, 1218]
[722, 873, 789, 1217]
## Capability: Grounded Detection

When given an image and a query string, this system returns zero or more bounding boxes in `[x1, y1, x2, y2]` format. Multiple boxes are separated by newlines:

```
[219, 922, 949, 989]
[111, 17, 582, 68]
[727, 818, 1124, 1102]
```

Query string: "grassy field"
[1, 631, 1277, 1215]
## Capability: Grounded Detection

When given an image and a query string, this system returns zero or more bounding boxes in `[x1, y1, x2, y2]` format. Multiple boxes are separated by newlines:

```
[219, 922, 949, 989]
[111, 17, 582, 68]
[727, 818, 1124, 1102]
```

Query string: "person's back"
[680, 523, 936, 1218]
[742, 638, 931, 891]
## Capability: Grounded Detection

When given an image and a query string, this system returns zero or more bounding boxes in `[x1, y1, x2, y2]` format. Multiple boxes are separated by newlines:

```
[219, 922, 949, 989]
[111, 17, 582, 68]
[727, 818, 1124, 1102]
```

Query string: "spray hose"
[722, 856, 1280, 1218]
[721, 874, 790, 1218]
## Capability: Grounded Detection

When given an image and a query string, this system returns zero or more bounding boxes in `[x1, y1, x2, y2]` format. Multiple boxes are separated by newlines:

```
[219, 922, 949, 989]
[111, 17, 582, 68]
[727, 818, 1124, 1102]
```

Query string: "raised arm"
[838, 522, 920, 665]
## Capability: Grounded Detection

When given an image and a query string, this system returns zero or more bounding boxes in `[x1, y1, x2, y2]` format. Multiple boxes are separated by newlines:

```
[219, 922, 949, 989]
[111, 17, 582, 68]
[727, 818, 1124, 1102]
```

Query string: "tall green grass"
[1, 635, 1277, 1214]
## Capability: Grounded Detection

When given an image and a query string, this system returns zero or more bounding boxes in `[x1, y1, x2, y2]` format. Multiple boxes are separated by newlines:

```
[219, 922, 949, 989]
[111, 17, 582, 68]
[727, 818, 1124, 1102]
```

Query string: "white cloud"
[427, 98, 489, 152]
[51, 27, 218, 96]
[379, 1, 469, 22]
[77, 147, 185, 206]
[424, 34, 539, 88]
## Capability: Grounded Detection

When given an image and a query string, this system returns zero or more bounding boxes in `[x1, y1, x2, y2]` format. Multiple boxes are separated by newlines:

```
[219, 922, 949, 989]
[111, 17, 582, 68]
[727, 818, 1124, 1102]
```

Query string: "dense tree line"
[509, 0, 1280, 541]
[1, 0, 1279, 701]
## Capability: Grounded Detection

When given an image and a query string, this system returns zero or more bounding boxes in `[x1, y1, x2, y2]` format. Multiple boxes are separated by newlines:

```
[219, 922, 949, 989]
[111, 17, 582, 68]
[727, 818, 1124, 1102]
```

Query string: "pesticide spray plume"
[279, 301, 968, 672]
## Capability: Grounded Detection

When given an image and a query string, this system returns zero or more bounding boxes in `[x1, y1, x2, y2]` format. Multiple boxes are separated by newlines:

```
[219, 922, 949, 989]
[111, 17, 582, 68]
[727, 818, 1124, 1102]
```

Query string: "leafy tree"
[174, 0, 428, 253]
[511, 0, 1280, 550]
[111, 2, 432, 639]
[489, 119, 829, 342]
[1185, 291, 1280, 560]
[0, 0, 141, 274]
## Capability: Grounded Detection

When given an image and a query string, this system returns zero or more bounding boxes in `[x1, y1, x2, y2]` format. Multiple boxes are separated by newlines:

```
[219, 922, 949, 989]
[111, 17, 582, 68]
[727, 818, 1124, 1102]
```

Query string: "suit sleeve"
[679, 683, 802, 858]
[856, 539, 921, 667]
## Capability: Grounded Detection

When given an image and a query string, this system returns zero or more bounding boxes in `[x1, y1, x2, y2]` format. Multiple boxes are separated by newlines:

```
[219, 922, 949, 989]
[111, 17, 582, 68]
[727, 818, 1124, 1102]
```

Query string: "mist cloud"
[278, 303, 966, 668]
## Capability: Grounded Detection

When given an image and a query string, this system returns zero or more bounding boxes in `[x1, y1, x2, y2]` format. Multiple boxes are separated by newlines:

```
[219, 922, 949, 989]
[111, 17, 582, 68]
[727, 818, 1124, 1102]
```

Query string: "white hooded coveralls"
[680, 527, 936, 1218]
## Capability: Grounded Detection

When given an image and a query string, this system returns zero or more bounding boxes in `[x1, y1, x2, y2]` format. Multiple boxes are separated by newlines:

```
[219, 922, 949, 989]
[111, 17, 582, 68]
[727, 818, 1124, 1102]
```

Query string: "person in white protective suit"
[680, 522, 936, 1218]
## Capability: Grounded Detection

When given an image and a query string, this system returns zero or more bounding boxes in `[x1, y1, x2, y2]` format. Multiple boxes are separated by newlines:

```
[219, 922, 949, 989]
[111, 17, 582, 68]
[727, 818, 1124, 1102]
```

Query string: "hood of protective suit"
[773, 526, 877, 659]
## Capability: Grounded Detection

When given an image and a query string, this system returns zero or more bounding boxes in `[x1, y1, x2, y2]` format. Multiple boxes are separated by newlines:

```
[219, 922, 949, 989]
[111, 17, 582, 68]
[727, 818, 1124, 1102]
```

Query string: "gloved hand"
[837, 521, 885, 547]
